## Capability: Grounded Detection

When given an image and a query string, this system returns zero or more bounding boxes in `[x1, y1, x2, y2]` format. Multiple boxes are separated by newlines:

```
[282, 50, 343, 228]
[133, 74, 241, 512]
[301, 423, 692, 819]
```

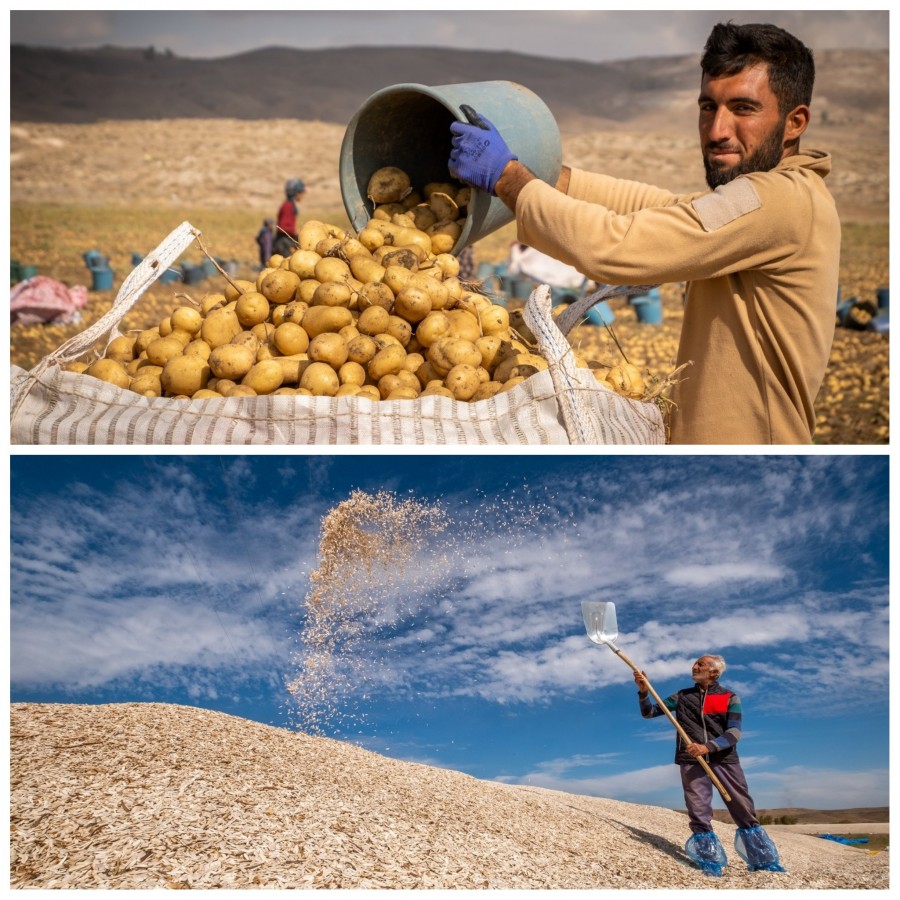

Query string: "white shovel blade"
[582, 600, 618, 646]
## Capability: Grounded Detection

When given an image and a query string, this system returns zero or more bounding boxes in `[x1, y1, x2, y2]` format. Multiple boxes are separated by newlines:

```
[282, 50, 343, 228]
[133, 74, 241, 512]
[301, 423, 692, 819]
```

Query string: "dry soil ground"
[9, 119, 890, 443]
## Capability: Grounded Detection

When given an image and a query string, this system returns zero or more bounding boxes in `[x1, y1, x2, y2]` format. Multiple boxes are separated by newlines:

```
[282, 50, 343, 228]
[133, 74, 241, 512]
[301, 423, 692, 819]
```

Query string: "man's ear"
[784, 104, 811, 145]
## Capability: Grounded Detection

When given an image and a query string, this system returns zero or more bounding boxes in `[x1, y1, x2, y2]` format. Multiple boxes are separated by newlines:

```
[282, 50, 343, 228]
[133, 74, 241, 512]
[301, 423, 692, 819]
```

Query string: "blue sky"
[8, 452, 889, 812]
[9, 10, 889, 62]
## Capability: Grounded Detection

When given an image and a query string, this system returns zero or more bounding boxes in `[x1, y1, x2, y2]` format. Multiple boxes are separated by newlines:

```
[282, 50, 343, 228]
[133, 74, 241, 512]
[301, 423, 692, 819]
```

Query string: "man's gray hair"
[704, 654, 727, 675]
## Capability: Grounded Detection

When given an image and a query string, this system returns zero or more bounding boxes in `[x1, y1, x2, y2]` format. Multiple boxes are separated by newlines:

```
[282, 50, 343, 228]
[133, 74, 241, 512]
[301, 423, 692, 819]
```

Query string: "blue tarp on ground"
[817, 833, 870, 845]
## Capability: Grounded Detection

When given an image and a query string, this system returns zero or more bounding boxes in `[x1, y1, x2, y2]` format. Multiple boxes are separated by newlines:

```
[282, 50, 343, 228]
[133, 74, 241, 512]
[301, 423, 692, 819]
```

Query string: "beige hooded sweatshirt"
[515, 152, 840, 444]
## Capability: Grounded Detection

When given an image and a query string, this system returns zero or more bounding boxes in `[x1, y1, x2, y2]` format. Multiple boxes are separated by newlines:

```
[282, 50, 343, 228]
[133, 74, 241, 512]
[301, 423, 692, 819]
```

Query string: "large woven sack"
[9, 222, 666, 446]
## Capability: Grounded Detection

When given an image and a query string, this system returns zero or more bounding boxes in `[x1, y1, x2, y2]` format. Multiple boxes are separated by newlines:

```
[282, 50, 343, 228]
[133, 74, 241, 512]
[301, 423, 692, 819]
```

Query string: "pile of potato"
[67, 166, 646, 403]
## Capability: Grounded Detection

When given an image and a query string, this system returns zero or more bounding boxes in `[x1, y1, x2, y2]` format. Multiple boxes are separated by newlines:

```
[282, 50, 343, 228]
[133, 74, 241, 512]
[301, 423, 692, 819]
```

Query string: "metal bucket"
[340, 80, 562, 254]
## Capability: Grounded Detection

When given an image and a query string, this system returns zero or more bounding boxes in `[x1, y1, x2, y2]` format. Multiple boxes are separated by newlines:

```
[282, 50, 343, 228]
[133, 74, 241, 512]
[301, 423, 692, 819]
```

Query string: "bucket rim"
[350, 80, 531, 120]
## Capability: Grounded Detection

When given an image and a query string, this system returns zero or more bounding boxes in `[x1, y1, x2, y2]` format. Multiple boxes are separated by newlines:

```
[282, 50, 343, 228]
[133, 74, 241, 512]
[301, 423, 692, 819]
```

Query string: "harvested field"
[9, 702, 889, 890]
[9, 117, 890, 444]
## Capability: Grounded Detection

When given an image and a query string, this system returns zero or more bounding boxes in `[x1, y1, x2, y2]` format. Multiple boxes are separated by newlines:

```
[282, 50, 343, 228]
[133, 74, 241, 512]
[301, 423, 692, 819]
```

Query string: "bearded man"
[449, 22, 839, 444]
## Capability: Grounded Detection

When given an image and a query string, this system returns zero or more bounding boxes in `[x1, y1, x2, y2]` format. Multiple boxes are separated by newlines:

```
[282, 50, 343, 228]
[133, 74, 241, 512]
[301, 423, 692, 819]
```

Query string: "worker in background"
[274, 178, 306, 257]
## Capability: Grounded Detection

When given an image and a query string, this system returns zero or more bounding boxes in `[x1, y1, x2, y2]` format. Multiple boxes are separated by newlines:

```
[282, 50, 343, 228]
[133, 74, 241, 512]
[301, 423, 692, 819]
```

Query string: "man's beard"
[703, 122, 786, 189]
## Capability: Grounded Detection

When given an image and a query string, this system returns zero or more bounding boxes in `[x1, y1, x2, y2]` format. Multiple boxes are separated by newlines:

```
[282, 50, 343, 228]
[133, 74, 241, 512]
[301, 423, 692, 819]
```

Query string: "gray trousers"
[680, 761, 760, 834]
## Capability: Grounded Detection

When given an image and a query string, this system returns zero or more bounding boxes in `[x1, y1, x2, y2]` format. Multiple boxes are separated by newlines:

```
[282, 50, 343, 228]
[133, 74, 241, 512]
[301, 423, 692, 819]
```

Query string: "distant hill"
[9, 43, 889, 134]
[712, 807, 889, 825]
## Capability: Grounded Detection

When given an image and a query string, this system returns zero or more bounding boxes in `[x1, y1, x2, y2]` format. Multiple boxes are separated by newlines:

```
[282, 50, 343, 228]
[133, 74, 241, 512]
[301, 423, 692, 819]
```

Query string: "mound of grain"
[9, 703, 888, 890]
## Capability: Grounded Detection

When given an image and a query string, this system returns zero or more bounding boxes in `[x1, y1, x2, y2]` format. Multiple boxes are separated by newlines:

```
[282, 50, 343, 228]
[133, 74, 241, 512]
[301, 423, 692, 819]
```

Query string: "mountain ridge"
[10, 43, 888, 134]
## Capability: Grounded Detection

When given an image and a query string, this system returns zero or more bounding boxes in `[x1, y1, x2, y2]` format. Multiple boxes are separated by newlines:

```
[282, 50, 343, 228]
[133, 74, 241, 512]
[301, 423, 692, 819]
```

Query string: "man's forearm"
[494, 162, 572, 212]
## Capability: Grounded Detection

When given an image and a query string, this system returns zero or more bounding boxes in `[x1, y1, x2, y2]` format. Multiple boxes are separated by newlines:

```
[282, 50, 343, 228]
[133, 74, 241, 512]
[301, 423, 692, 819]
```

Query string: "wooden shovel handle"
[614, 646, 732, 803]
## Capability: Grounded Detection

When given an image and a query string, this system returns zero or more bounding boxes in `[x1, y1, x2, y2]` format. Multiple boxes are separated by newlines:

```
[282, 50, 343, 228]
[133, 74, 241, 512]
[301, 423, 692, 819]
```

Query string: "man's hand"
[449, 110, 517, 195]
[633, 670, 650, 694]
[685, 742, 710, 758]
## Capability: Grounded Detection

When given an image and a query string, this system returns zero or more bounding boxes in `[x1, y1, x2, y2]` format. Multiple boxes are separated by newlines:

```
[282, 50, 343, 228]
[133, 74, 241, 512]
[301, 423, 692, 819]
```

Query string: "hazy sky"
[9, 9, 890, 63]
[10, 453, 889, 811]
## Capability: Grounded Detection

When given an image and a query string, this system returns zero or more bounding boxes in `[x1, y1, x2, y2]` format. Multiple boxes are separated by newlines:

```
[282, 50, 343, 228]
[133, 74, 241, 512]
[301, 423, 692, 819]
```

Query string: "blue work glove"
[449, 105, 518, 195]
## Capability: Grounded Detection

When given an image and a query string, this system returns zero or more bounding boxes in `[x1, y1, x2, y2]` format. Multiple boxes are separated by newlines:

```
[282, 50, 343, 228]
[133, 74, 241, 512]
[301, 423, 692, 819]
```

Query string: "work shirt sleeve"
[516, 167, 812, 287]
[706, 692, 743, 752]
[639, 691, 676, 719]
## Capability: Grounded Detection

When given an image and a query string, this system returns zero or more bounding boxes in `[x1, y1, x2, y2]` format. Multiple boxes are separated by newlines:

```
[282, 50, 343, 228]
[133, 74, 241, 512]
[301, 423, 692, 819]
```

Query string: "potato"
[242, 360, 284, 395]
[411, 205, 438, 231]
[208, 343, 257, 380]
[403, 352, 425, 373]
[282, 300, 310, 325]
[314, 256, 352, 285]
[161, 355, 211, 397]
[274, 322, 310, 356]
[287, 249, 322, 279]
[354, 384, 381, 402]
[235, 291, 270, 327]
[129, 372, 162, 396]
[444, 363, 480, 401]
[308, 332, 349, 369]
[261, 269, 301, 304]
[184, 339, 212, 361]
[356, 282, 395, 311]
[493, 352, 548, 384]
[367, 343, 407, 381]
[300, 361, 340, 397]
[500, 376, 526, 392]
[347, 334, 379, 365]
[134, 327, 161, 356]
[200, 292, 228, 315]
[105, 335, 136, 363]
[228, 385, 258, 398]
[445, 309, 482, 342]
[429, 192, 459, 221]
[606, 363, 646, 399]
[428, 220, 462, 254]
[386, 387, 420, 401]
[65, 360, 91, 374]
[191, 389, 224, 399]
[85, 358, 130, 390]
[301, 306, 354, 338]
[479, 304, 510, 335]
[315, 236, 345, 258]
[349, 255, 386, 284]
[434, 253, 461, 278]
[146, 336, 186, 367]
[297, 279, 321, 303]
[274, 355, 312, 385]
[367, 166, 412, 204]
[338, 361, 367, 387]
[380, 248, 420, 272]
[224, 280, 256, 303]
[170, 306, 203, 335]
[312, 281, 353, 308]
[358, 226, 386, 252]
[428, 337, 482, 376]
[471, 381, 504, 401]
[385, 316, 412, 347]
[393, 286, 432, 323]
[166, 328, 194, 348]
[377, 373, 405, 400]
[201, 308, 243, 349]
[298, 220, 330, 252]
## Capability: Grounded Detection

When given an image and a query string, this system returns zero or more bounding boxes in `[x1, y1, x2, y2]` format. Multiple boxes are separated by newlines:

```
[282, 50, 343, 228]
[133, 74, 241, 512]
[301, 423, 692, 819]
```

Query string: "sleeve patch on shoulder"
[692, 178, 762, 232]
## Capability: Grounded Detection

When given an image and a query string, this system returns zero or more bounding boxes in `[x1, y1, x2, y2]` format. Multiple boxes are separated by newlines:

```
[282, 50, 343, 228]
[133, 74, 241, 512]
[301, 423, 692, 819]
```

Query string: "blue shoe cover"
[734, 826, 787, 872]
[685, 832, 727, 877]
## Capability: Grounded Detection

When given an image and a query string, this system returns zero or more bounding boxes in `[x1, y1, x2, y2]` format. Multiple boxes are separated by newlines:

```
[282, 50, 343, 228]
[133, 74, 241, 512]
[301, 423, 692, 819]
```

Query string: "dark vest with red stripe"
[673, 683, 738, 766]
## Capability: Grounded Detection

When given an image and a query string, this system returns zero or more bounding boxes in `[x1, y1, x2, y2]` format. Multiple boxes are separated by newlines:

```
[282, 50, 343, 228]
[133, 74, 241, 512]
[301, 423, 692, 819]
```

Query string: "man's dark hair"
[701, 22, 815, 116]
